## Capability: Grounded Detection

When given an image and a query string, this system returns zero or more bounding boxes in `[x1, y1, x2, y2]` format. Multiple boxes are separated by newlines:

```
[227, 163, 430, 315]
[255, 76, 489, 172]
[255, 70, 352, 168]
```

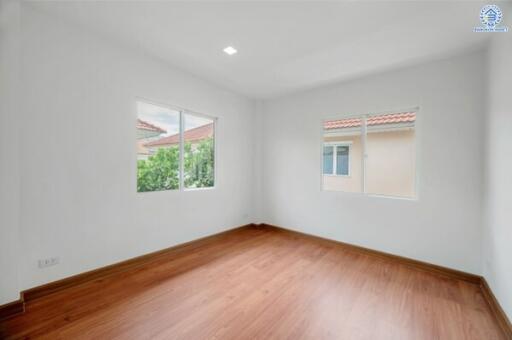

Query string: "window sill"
[321, 189, 418, 201]
[183, 186, 216, 192]
[136, 186, 216, 194]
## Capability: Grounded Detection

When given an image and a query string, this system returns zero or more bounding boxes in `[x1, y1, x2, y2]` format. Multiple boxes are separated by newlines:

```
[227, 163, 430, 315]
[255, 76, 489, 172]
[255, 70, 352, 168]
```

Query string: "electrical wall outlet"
[38, 257, 59, 268]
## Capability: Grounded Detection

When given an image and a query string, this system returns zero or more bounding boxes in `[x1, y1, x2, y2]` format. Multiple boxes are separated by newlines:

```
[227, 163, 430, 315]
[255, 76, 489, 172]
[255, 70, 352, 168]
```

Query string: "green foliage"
[184, 138, 214, 188]
[137, 138, 214, 192]
[137, 147, 180, 192]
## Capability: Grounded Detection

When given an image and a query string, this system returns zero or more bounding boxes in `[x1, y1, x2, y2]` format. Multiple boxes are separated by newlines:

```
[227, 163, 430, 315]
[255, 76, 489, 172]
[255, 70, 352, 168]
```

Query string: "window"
[323, 144, 350, 176]
[136, 101, 216, 192]
[322, 111, 417, 198]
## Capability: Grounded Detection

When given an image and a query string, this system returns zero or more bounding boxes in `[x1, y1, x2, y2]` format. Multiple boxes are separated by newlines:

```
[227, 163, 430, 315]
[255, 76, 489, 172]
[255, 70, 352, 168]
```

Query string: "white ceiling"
[28, 1, 504, 99]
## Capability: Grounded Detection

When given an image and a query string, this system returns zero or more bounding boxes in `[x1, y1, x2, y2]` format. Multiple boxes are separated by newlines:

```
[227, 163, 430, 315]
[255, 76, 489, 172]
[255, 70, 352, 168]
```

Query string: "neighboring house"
[137, 119, 166, 160]
[323, 112, 416, 197]
[144, 123, 213, 152]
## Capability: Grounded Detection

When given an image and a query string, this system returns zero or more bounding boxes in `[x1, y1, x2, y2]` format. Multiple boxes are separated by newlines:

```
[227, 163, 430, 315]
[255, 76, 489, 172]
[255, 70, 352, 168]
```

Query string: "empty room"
[1, 1, 511, 339]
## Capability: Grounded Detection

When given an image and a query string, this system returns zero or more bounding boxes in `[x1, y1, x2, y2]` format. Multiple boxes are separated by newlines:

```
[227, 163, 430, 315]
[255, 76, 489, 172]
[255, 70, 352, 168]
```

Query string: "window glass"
[323, 146, 333, 174]
[136, 101, 216, 192]
[184, 113, 215, 189]
[322, 112, 416, 198]
[365, 112, 416, 198]
[137, 102, 180, 192]
[336, 146, 349, 176]
[322, 117, 362, 193]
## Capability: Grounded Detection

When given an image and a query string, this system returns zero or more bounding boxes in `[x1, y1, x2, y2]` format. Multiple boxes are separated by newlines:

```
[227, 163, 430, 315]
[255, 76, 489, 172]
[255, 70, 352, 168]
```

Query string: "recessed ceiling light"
[223, 46, 237, 55]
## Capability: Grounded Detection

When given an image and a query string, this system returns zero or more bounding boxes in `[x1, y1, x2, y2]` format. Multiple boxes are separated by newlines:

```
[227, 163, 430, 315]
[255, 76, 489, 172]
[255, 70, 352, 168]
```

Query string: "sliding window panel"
[183, 113, 215, 189]
[365, 112, 417, 198]
[136, 101, 181, 192]
[322, 117, 363, 192]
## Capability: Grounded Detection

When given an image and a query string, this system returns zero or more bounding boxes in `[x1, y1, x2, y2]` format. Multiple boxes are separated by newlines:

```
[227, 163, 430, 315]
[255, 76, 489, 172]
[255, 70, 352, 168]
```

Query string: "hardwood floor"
[0, 225, 506, 339]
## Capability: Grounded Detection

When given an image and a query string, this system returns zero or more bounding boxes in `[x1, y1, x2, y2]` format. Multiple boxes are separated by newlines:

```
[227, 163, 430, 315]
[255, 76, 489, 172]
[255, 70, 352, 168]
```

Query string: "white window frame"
[320, 107, 419, 200]
[323, 142, 351, 177]
[135, 98, 218, 193]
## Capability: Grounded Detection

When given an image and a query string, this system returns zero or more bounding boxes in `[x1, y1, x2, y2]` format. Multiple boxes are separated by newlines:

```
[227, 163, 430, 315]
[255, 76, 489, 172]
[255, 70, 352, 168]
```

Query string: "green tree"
[137, 146, 180, 192]
[184, 138, 214, 188]
[137, 138, 214, 192]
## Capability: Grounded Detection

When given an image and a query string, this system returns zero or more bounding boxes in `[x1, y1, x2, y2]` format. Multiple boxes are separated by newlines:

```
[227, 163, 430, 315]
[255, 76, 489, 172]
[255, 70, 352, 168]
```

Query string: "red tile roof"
[145, 123, 213, 147]
[324, 112, 416, 130]
[137, 119, 167, 134]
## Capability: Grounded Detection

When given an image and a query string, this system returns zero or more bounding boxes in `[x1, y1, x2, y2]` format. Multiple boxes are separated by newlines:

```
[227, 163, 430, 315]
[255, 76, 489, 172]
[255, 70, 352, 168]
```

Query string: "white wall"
[260, 51, 486, 274]
[0, 0, 21, 304]
[14, 5, 255, 292]
[483, 36, 512, 320]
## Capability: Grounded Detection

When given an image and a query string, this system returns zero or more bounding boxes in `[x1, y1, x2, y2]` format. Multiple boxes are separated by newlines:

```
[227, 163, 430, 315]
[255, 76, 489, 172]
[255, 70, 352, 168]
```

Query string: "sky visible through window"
[137, 101, 211, 136]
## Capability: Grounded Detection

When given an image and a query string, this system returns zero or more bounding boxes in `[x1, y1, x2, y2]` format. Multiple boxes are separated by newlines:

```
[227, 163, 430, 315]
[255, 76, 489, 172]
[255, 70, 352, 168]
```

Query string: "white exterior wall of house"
[366, 129, 415, 197]
[323, 129, 415, 198]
